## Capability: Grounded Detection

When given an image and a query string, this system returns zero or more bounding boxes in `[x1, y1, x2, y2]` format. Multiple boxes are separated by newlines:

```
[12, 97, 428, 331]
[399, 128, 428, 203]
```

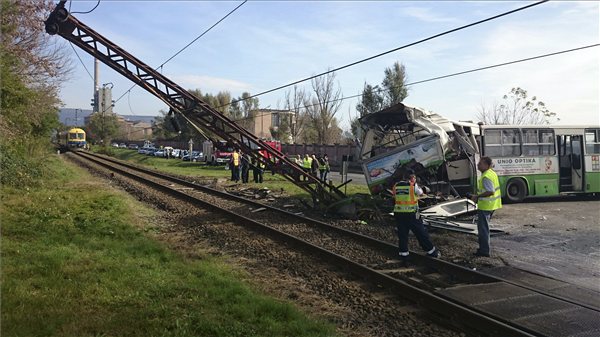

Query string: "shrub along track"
[69, 151, 600, 337]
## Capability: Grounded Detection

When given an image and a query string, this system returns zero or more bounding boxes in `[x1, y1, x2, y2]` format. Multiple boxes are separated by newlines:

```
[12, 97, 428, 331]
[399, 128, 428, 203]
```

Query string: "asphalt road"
[489, 195, 600, 291]
[328, 171, 368, 186]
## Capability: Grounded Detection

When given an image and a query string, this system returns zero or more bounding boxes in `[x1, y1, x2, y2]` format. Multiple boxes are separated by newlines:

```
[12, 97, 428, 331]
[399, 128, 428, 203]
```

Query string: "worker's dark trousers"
[253, 169, 263, 183]
[241, 167, 249, 183]
[394, 212, 435, 255]
[477, 210, 494, 255]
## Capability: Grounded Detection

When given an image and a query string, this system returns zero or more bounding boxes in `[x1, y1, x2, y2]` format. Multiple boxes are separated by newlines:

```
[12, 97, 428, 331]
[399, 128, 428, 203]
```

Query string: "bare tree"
[304, 71, 343, 144]
[477, 87, 557, 125]
[1, 0, 73, 88]
[282, 85, 306, 143]
[0, 0, 73, 140]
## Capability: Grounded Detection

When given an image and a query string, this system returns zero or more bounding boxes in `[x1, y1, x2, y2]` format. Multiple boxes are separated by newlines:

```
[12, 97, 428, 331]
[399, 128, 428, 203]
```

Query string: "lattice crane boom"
[45, 1, 346, 205]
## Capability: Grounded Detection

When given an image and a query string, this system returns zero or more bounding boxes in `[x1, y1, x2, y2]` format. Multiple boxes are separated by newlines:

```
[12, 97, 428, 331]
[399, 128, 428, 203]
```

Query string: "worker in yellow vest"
[393, 171, 439, 265]
[469, 156, 502, 257]
[231, 149, 240, 182]
[302, 154, 312, 181]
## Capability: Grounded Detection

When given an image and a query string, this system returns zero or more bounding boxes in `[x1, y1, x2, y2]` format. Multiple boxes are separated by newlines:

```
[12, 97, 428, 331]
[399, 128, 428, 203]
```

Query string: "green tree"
[269, 112, 293, 143]
[356, 83, 384, 117]
[351, 62, 409, 139]
[477, 87, 557, 125]
[0, 0, 72, 186]
[86, 112, 119, 144]
[236, 91, 259, 131]
[229, 99, 242, 120]
[188, 88, 232, 116]
[352, 83, 385, 139]
[381, 61, 409, 107]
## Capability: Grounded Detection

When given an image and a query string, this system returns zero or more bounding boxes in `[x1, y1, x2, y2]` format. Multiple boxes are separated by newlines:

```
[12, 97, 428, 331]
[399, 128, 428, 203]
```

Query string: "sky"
[58, 1, 599, 130]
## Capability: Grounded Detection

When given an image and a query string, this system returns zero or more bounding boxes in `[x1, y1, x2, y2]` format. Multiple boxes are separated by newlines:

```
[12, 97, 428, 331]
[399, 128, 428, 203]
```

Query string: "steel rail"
[72, 150, 543, 336]
[77, 151, 600, 313]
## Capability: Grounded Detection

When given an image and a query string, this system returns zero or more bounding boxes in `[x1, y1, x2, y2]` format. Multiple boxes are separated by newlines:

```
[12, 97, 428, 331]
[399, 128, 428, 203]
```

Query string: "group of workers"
[296, 153, 331, 182]
[230, 147, 502, 263]
[393, 156, 501, 264]
[228, 150, 332, 184]
[228, 149, 266, 184]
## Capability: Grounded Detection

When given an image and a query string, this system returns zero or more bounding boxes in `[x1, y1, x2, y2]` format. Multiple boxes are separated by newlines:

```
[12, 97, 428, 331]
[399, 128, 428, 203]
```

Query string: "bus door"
[558, 135, 584, 191]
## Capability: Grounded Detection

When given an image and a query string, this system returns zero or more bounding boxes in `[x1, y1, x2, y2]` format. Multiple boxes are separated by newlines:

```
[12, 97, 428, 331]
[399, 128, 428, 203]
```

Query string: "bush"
[0, 140, 55, 188]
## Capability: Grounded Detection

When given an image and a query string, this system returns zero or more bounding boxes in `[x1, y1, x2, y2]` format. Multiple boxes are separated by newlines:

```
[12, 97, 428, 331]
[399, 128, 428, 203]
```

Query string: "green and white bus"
[480, 125, 600, 202]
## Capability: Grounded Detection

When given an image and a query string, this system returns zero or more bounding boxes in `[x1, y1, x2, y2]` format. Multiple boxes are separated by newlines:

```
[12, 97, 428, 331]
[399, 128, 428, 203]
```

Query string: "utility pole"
[93, 58, 99, 113]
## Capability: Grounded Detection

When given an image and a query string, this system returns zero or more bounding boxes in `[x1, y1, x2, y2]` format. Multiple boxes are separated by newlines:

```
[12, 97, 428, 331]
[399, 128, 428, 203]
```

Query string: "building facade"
[249, 109, 294, 141]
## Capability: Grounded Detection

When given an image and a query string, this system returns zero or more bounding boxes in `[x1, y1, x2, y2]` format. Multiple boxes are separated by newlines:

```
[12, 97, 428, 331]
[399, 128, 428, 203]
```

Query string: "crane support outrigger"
[45, 1, 346, 206]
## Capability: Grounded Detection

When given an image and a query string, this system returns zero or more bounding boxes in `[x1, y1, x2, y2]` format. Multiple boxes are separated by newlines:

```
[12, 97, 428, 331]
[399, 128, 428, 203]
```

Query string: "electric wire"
[117, 44, 598, 140]
[127, 90, 136, 116]
[231, 43, 600, 122]
[110, 0, 248, 110]
[224, 0, 549, 108]
[69, 42, 94, 81]
[71, 0, 100, 14]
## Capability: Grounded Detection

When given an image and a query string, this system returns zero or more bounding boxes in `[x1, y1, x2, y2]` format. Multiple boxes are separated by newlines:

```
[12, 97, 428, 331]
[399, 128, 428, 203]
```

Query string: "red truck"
[203, 140, 234, 165]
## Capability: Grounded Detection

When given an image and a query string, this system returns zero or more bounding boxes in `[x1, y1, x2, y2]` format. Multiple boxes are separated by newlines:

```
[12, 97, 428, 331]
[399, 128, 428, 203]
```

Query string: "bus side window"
[483, 129, 521, 157]
[585, 129, 600, 154]
[501, 129, 521, 156]
[522, 129, 555, 156]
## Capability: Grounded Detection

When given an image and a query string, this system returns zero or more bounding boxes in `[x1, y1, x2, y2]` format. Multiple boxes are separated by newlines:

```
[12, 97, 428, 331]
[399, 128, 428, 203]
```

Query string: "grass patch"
[1, 154, 336, 337]
[105, 148, 370, 200]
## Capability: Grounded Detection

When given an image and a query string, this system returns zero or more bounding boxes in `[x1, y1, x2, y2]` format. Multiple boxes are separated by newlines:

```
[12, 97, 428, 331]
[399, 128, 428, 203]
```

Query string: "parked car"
[182, 151, 202, 162]
[111, 143, 120, 147]
[153, 149, 165, 157]
[171, 149, 181, 158]
[128, 144, 139, 149]
[145, 147, 157, 155]
[119, 143, 127, 148]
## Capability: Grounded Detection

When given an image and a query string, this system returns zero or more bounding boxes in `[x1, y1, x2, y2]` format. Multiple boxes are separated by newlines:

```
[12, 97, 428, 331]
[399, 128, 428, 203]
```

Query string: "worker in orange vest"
[393, 171, 439, 265]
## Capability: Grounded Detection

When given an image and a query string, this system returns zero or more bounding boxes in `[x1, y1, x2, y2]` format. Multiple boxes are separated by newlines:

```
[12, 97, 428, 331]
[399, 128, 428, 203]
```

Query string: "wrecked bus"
[358, 103, 600, 203]
[359, 103, 480, 200]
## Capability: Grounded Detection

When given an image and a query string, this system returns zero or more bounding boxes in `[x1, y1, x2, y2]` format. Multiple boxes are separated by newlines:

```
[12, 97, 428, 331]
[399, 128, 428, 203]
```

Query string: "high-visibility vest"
[232, 152, 240, 166]
[303, 158, 311, 169]
[319, 160, 326, 170]
[393, 181, 418, 213]
[477, 169, 502, 211]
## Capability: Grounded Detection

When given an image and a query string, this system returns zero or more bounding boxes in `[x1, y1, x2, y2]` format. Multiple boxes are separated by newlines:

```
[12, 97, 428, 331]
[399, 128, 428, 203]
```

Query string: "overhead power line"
[69, 42, 94, 81]
[159, 0, 248, 68]
[232, 43, 600, 122]
[110, 0, 248, 110]
[115, 44, 597, 139]
[225, 0, 549, 108]
[71, 0, 101, 15]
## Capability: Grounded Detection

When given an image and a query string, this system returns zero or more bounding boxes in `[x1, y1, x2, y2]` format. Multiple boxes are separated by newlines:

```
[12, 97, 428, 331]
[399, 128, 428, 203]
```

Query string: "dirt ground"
[220, 179, 600, 293]
[73, 153, 599, 336]
[477, 196, 600, 291]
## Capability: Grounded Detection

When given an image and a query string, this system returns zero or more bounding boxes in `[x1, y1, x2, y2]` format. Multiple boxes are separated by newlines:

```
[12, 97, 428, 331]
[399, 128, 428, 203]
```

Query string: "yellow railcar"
[66, 128, 86, 148]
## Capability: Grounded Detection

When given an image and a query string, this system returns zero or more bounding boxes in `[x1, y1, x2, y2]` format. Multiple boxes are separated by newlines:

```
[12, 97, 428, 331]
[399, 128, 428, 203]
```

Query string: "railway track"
[72, 150, 600, 337]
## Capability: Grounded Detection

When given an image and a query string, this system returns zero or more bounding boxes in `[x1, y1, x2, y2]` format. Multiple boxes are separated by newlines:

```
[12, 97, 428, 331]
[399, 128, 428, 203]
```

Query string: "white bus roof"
[480, 125, 600, 135]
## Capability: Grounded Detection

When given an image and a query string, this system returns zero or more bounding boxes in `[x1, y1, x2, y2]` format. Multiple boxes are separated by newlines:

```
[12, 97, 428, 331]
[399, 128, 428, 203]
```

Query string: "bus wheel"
[506, 178, 527, 203]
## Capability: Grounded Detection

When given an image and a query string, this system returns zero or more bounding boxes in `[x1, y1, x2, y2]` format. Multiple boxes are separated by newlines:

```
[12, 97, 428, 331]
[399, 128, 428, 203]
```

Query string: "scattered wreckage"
[355, 103, 498, 234]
